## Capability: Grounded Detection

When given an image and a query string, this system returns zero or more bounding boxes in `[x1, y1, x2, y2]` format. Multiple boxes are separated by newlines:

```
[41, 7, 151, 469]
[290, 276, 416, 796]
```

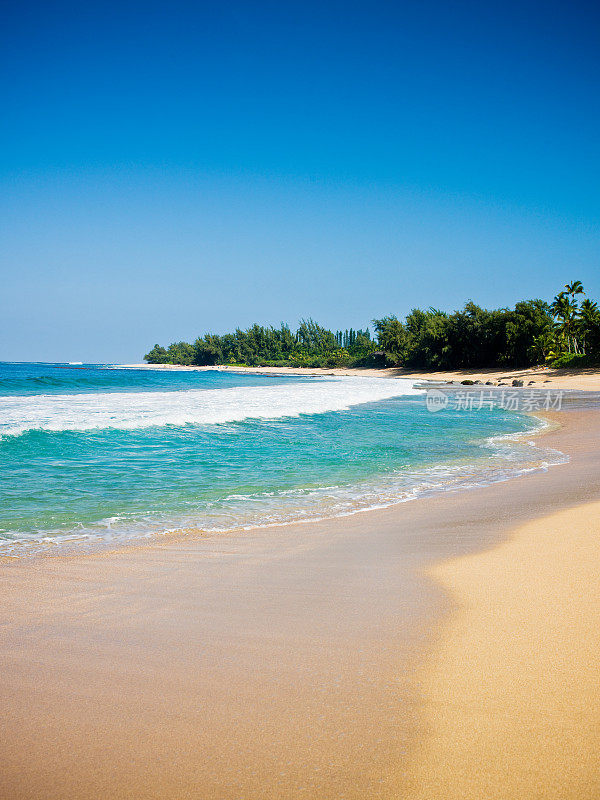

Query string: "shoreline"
[115, 362, 600, 391]
[0, 410, 564, 561]
[1, 409, 599, 798]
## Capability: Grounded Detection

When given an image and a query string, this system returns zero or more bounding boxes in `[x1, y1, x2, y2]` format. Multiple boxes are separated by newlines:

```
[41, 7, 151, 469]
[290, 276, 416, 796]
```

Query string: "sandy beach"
[119, 362, 600, 392]
[4, 0, 598, 795]
[404, 499, 600, 799]
[1, 408, 599, 798]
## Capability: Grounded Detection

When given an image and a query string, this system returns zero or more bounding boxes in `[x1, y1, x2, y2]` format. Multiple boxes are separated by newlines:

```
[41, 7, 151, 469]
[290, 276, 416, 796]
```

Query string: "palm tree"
[550, 282, 586, 354]
[580, 298, 598, 316]
[564, 280, 585, 298]
[531, 330, 557, 363]
[578, 298, 600, 354]
[550, 291, 579, 353]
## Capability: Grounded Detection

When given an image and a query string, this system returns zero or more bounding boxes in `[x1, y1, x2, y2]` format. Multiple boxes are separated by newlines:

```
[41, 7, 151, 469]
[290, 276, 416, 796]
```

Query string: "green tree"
[372, 316, 409, 365]
[144, 282, 599, 369]
[144, 344, 170, 364]
[193, 334, 224, 365]
[578, 298, 600, 356]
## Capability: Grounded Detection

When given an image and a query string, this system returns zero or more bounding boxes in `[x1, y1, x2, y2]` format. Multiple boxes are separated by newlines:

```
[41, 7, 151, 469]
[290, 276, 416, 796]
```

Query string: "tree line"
[145, 321, 377, 368]
[145, 282, 600, 369]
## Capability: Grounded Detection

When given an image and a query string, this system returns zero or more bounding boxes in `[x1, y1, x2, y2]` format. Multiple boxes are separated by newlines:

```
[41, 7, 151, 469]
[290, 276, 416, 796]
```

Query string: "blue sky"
[1, 0, 598, 362]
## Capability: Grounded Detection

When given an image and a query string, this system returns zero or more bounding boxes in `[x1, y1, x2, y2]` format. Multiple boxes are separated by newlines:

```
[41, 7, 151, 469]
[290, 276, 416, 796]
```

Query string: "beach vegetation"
[145, 283, 600, 369]
[144, 344, 170, 364]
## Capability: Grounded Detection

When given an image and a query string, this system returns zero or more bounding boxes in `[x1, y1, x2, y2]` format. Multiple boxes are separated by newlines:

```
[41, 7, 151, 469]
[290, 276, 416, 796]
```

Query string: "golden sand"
[405, 501, 600, 799]
[120, 363, 600, 392]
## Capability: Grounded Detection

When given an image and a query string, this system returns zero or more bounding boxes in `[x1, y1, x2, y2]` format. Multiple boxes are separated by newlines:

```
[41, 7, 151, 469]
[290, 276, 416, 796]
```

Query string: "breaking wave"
[0, 377, 421, 438]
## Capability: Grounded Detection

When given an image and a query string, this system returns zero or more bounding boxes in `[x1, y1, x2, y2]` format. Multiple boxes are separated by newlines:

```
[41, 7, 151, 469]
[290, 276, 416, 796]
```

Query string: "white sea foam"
[0, 377, 421, 437]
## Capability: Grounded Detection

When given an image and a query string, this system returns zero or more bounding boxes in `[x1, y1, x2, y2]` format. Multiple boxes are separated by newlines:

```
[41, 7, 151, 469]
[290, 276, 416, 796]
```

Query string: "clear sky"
[1, 0, 598, 362]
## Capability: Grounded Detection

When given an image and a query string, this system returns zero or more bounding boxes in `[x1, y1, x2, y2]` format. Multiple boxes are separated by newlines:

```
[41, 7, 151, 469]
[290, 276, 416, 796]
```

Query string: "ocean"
[0, 362, 565, 556]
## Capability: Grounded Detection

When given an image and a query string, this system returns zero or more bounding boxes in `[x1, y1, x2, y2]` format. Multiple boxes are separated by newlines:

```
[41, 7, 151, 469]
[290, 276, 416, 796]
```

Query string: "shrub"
[549, 353, 599, 368]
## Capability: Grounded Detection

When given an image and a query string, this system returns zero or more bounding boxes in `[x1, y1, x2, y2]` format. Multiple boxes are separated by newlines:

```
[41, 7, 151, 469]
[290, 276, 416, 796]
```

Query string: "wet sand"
[1, 410, 599, 798]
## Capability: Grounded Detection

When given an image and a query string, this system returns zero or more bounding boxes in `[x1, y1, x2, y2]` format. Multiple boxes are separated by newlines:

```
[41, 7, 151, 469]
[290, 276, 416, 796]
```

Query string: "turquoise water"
[0, 363, 563, 556]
